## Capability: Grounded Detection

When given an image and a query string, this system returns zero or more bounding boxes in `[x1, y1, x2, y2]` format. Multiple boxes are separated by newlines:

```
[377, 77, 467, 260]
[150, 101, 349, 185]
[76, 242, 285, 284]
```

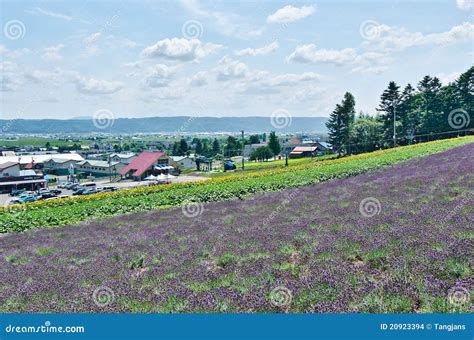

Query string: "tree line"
[327, 66, 473, 156]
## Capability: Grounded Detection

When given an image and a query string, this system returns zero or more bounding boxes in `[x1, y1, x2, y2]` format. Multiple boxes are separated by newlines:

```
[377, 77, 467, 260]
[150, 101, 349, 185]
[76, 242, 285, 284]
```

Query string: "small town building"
[76, 160, 125, 178]
[110, 153, 137, 164]
[43, 158, 79, 175]
[119, 152, 172, 180]
[0, 166, 46, 193]
[289, 146, 318, 158]
[0, 162, 20, 177]
[170, 156, 196, 170]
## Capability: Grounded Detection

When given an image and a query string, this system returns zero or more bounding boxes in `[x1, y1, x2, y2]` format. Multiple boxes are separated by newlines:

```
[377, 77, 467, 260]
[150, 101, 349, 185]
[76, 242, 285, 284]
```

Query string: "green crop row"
[1, 136, 472, 233]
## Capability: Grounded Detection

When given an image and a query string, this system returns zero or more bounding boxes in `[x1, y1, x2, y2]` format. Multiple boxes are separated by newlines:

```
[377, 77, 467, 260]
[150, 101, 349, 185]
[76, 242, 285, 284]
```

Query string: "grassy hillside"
[1, 136, 473, 233]
[1, 142, 471, 313]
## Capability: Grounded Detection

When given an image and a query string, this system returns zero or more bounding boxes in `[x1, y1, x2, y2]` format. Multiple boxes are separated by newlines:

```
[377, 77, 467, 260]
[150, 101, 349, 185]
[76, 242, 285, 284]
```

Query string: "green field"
[1, 136, 472, 233]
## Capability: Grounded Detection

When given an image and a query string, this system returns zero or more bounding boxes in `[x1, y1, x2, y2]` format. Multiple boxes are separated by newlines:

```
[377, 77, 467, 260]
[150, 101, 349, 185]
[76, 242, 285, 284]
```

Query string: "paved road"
[0, 175, 209, 207]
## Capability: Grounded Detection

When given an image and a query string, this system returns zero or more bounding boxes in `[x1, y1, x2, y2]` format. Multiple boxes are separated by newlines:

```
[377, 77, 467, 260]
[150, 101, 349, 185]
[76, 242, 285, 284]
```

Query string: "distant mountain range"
[0, 116, 328, 134]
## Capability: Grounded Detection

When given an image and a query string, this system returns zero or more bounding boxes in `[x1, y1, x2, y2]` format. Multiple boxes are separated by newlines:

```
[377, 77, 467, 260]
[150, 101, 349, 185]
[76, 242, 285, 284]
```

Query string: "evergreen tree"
[417, 76, 443, 135]
[454, 66, 474, 129]
[224, 136, 240, 157]
[377, 81, 401, 147]
[326, 92, 355, 156]
[195, 139, 203, 155]
[212, 138, 220, 155]
[268, 131, 281, 156]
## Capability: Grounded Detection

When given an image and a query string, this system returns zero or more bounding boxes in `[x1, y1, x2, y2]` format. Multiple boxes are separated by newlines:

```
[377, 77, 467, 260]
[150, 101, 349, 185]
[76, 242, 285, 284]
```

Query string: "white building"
[110, 153, 137, 164]
[76, 160, 126, 177]
[170, 156, 196, 170]
[0, 162, 20, 177]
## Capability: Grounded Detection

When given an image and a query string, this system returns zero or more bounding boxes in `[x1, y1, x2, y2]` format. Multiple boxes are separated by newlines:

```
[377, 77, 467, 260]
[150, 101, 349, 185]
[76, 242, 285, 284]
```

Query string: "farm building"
[119, 151, 173, 180]
[289, 142, 333, 158]
[289, 146, 318, 158]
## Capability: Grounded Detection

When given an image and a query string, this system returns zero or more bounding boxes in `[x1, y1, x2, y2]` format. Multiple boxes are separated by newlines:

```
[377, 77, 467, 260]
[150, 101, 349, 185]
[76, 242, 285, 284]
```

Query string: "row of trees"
[327, 66, 473, 155]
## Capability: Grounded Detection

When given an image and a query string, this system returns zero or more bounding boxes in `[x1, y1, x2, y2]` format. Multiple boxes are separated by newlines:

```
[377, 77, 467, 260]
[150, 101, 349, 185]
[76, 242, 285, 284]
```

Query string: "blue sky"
[1, 0, 473, 120]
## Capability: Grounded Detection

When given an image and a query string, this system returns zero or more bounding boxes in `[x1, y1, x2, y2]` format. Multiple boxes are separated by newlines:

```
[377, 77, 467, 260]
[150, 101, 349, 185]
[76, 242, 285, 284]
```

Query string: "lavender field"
[1, 143, 472, 313]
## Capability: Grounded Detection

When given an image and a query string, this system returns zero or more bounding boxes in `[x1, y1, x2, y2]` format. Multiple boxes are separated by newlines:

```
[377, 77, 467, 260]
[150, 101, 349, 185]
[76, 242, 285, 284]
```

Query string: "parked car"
[82, 189, 99, 195]
[8, 198, 23, 205]
[38, 192, 57, 200]
[10, 189, 26, 197]
[18, 191, 36, 198]
[20, 195, 38, 203]
[50, 189, 62, 195]
[72, 189, 85, 196]
[101, 186, 118, 192]
[58, 182, 72, 189]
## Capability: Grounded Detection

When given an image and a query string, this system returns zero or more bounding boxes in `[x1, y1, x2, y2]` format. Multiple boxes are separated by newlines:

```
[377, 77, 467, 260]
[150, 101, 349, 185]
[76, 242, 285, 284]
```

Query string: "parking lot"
[0, 175, 209, 206]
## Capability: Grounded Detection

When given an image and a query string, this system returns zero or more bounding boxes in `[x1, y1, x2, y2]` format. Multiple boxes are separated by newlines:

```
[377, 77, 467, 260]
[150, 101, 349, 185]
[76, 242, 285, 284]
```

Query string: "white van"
[80, 182, 97, 189]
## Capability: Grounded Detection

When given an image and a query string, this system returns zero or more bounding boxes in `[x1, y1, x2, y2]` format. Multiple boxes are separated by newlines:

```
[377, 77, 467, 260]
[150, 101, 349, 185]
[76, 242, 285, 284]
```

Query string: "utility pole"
[241, 130, 245, 170]
[393, 101, 397, 148]
[108, 144, 112, 183]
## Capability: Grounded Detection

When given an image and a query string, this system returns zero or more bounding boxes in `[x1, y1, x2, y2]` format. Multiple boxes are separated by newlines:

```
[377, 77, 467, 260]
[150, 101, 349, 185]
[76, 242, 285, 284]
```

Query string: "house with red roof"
[118, 151, 173, 180]
[289, 146, 318, 158]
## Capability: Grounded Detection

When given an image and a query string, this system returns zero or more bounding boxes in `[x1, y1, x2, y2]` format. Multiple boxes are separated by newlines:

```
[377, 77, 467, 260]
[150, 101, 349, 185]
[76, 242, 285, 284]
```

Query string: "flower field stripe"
[1, 136, 472, 233]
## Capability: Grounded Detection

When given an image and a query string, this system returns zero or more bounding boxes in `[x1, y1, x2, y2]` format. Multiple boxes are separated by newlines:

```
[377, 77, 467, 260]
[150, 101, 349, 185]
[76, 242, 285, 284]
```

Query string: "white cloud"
[261, 72, 322, 87]
[0, 62, 20, 91]
[267, 5, 316, 24]
[437, 71, 461, 84]
[141, 38, 221, 61]
[188, 71, 208, 87]
[180, 0, 265, 39]
[143, 64, 177, 88]
[73, 76, 124, 95]
[29, 7, 72, 21]
[0, 45, 30, 59]
[216, 56, 247, 81]
[84, 32, 102, 45]
[235, 42, 279, 57]
[287, 44, 357, 65]
[456, 0, 474, 10]
[363, 22, 474, 51]
[350, 52, 391, 74]
[24, 69, 58, 83]
[42, 44, 64, 62]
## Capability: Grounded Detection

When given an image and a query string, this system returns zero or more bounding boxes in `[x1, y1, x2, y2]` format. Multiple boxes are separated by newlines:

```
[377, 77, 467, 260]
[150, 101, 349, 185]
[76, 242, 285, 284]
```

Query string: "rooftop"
[119, 151, 166, 177]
